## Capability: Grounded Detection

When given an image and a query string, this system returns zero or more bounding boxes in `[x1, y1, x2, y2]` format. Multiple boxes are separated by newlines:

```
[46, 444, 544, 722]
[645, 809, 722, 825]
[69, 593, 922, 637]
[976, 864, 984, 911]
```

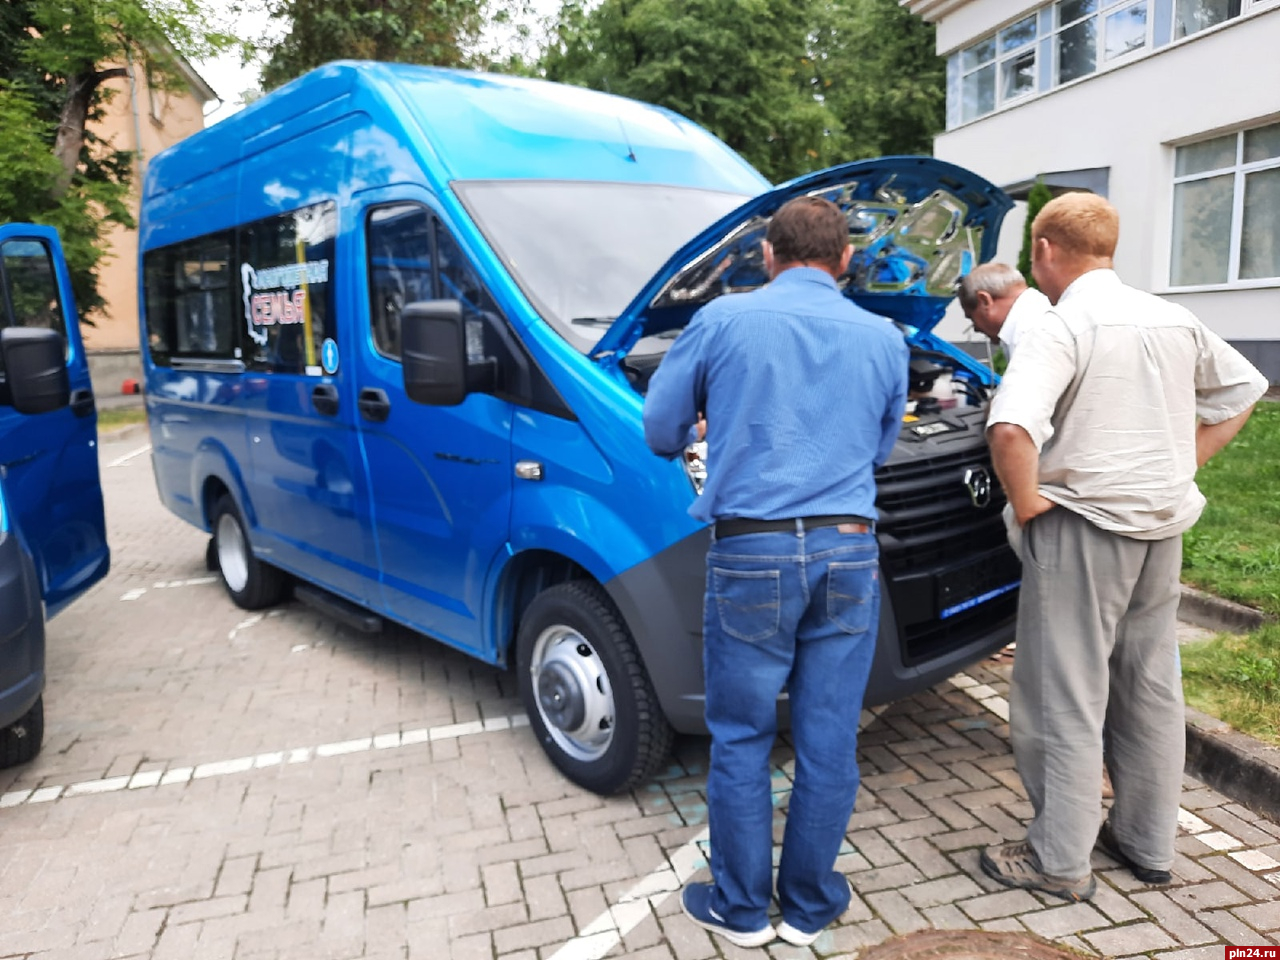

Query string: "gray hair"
[956, 262, 1027, 313]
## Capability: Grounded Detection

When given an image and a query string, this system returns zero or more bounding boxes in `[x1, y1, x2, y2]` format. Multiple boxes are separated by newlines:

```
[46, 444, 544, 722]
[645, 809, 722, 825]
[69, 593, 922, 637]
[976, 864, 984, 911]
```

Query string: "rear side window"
[144, 232, 236, 365]
[238, 201, 337, 374]
[0, 239, 65, 335]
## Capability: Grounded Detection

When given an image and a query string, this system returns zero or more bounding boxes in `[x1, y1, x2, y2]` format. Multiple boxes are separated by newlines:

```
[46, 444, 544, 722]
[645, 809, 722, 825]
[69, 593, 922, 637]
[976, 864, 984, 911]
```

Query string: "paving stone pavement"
[0, 427, 1277, 960]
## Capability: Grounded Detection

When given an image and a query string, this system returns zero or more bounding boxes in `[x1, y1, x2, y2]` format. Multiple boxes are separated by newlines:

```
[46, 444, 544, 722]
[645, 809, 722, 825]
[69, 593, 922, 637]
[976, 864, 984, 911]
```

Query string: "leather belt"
[714, 514, 874, 539]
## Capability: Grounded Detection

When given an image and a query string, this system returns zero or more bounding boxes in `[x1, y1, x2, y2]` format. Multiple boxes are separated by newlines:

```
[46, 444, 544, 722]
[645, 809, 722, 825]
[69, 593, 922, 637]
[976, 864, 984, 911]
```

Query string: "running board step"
[294, 584, 383, 634]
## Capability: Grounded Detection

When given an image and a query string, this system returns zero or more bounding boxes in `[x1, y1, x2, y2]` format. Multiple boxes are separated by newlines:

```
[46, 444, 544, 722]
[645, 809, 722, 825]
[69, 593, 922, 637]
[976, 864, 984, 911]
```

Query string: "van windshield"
[453, 180, 753, 352]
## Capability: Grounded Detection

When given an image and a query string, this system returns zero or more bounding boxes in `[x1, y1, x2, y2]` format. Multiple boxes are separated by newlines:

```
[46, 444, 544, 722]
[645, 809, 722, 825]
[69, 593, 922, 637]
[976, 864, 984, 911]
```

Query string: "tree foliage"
[0, 0, 237, 318]
[260, 0, 497, 90]
[1018, 179, 1053, 289]
[540, 0, 944, 184]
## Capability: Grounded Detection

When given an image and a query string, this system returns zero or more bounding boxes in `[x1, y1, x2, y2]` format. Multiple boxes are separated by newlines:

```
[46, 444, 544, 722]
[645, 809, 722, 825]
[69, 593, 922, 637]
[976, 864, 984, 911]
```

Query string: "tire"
[517, 580, 673, 795]
[0, 695, 43, 769]
[211, 494, 289, 610]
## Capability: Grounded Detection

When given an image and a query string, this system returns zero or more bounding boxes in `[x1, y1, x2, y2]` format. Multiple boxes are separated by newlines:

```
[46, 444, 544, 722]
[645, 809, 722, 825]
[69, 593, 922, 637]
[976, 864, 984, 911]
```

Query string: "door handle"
[70, 389, 95, 418]
[311, 383, 340, 416]
[358, 388, 391, 422]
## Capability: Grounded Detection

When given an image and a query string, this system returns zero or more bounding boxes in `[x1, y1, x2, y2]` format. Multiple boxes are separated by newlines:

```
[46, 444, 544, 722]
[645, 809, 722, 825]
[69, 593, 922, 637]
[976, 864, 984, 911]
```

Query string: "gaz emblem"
[963, 466, 992, 508]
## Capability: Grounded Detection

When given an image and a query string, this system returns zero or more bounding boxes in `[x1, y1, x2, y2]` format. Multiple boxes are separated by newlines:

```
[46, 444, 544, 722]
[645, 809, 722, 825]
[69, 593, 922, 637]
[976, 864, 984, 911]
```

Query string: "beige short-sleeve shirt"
[987, 269, 1269, 540]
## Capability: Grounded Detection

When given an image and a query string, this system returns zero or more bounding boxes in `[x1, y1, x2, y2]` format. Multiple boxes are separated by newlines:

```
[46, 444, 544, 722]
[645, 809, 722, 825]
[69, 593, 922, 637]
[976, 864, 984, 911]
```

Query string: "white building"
[904, 0, 1280, 380]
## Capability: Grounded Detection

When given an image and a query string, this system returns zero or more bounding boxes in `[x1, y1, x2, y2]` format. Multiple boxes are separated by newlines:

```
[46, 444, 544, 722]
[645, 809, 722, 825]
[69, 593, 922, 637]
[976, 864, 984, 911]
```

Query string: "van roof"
[145, 61, 770, 200]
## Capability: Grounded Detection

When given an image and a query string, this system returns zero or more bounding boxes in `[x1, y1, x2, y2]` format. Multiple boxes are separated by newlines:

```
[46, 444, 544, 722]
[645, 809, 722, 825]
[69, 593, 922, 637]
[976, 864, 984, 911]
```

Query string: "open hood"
[591, 156, 1013, 362]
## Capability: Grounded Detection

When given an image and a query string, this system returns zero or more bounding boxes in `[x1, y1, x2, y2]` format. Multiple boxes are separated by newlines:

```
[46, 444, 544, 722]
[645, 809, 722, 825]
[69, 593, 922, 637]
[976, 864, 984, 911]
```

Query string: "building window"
[958, 14, 1044, 122]
[1170, 120, 1280, 287]
[1174, 0, 1242, 37]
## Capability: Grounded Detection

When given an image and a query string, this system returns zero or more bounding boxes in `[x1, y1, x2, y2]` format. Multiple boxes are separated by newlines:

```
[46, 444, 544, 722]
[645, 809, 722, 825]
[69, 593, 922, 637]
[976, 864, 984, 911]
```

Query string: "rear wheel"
[517, 580, 673, 794]
[212, 494, 288, 610]
[0, 695, 43, 768]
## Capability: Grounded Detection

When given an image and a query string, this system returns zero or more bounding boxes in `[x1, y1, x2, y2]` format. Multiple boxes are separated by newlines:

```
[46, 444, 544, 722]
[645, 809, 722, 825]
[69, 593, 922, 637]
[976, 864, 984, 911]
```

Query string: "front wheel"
[212, 494, 289, 610]
[517, 580, 673, 795]
[0, 695, 43, 768]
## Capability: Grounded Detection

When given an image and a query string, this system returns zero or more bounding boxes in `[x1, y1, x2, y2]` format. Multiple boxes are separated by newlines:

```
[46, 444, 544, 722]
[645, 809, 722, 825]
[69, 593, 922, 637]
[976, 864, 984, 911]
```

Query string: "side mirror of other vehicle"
[0, 327, 70, 415]
[401, 300, 498, 406]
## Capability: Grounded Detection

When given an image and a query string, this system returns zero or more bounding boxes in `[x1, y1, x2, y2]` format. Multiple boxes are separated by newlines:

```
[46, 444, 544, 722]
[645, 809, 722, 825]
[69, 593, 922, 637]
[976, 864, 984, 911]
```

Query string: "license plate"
[937, 551, 1021, 619]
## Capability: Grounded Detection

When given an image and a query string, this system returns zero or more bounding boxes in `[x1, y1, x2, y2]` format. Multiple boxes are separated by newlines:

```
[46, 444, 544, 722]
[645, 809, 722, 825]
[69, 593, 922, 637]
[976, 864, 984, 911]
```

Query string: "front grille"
[875, 443, 1020, 666]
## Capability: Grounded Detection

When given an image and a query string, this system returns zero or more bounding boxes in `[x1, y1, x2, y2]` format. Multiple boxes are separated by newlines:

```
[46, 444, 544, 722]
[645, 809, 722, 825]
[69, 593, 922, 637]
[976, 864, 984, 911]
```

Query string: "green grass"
[1182, 403, 1280, 617]
[96, 406, 148, 432]
[1182, 623, 1280, 746]
[1179, 401, 1280, 744]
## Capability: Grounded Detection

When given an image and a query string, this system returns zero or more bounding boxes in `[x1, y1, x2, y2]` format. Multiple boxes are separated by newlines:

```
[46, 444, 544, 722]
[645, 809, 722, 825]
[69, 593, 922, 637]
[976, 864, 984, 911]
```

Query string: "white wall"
[933, 10, 1280, 346]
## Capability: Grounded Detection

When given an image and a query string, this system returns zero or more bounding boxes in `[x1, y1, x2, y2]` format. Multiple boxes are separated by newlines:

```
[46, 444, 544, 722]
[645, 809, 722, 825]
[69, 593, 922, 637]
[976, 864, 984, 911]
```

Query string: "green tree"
[812, 0, 944, 159]
[1018, 179, 1053, 289]
[541, 0, 838, 183]
[0, 0, 237, 318]
[261, 0, 499, 90]
[540, 0, 944, 183]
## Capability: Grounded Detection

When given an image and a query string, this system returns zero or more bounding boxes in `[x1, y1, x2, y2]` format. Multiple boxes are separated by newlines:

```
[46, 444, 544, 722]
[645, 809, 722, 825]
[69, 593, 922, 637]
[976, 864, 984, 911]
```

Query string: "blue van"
[139, 63, 1019, 794]
[0, 223, 110, 766]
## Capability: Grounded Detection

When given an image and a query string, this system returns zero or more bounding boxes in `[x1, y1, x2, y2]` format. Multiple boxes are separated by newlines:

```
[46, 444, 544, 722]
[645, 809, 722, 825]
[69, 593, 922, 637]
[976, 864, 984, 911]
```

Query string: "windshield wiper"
[570, 316, 616, 327]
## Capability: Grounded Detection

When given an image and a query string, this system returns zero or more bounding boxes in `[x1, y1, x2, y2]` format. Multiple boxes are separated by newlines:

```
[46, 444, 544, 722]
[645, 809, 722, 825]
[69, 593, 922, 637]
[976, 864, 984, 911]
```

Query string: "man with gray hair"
[957, 262, 1049, 362]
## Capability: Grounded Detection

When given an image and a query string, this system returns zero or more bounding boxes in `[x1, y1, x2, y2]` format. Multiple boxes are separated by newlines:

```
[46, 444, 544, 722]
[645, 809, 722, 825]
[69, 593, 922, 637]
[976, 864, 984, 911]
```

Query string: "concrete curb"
[1184, 704, 1280, 823]
[1178, 584, 1270, 633]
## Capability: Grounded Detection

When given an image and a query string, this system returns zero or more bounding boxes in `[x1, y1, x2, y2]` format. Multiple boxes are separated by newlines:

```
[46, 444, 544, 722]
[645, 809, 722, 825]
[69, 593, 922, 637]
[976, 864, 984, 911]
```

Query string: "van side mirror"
[402, 300, 468, 406]
[0, 327, 70, 415]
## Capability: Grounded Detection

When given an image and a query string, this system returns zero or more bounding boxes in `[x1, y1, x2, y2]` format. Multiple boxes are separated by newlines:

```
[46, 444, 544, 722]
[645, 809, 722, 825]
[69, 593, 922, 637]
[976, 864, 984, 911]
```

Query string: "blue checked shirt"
[644, 267, 909, 524]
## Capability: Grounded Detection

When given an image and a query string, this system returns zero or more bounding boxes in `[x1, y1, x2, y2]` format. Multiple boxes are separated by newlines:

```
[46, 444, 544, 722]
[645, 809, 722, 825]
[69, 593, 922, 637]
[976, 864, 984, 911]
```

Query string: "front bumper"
[605, 527, 1014, 735]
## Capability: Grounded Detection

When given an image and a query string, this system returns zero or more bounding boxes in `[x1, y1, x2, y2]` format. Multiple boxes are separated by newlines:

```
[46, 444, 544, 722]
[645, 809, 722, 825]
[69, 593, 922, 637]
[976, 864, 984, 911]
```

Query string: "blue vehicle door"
[235, 201, 380, 603]
[0, 224, 109, 616]
[352, 191, 514, 657]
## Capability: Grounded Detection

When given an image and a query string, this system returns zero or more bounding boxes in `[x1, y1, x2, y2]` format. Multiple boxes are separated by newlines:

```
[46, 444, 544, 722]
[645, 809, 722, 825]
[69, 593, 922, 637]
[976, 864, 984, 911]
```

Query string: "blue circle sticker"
[321, 338, 339, 375]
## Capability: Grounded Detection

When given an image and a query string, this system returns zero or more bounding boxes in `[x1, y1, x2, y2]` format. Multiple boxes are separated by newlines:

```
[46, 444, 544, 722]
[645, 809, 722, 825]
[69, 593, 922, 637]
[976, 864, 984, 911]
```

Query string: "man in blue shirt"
[645, 196, 908, 948]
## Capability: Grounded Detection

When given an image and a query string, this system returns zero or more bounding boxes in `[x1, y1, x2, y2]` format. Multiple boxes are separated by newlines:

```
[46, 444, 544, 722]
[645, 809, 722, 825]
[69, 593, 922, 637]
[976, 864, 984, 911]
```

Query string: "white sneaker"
[777, 876, 853, 946]
[776, 920, 821, 947]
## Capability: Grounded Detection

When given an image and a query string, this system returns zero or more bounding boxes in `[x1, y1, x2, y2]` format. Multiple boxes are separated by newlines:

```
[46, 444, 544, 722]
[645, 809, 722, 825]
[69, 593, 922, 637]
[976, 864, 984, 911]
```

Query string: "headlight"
[682, 440, 707, 495]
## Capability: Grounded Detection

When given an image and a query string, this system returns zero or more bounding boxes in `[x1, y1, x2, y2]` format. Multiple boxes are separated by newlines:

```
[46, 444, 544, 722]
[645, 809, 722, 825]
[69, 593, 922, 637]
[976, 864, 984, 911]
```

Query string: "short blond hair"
[1031, 192, 1119, 260]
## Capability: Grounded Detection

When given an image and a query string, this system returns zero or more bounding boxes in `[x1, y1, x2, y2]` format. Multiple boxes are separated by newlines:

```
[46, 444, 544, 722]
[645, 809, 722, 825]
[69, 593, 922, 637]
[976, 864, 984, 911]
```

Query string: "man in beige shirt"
[980, 193, 1268, 902]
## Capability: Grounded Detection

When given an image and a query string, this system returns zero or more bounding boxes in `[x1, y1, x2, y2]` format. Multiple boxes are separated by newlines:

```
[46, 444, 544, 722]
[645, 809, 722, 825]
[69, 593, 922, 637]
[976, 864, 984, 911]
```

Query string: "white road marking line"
[1231, 850, 1280, 871]
[108, 444, 152, 468]
[154, 577, 218, 589]
[119, 576, 220, 603]
[1178, 809, 1212, 834]
[950, 673, 1264, 874]
[0, 713, 530, 808]
[547, 706, 885, 960]
[1197, 830, 1245, 851]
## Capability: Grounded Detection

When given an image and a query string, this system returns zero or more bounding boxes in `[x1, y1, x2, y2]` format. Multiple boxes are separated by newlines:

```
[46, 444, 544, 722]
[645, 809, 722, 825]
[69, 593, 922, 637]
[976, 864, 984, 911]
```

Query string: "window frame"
[1168, 121, 1280, 291]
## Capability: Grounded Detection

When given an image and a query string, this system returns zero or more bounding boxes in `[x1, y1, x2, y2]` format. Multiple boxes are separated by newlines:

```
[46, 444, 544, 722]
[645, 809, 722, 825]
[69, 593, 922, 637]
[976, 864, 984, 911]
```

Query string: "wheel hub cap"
[530, 626, 615, 762]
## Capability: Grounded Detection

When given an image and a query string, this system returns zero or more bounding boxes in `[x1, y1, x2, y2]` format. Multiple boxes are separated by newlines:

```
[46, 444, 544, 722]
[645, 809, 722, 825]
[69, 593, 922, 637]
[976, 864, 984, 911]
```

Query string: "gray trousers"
[1010, 507, 1185, 878]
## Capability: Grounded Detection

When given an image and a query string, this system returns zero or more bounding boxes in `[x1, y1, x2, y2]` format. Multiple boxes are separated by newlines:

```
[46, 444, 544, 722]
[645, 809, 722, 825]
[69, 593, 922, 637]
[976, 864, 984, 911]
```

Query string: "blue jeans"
[702, 523, 879, 934]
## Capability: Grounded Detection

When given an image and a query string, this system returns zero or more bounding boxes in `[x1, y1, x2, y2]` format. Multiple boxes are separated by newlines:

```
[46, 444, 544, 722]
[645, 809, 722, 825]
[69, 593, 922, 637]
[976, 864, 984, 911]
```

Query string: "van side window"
[238, 201, 337, 374]
[0, 239, 65, 336]
[435, 223, 505, 345]
[367, 203, 433, 360]
[142, 232, 236, 364]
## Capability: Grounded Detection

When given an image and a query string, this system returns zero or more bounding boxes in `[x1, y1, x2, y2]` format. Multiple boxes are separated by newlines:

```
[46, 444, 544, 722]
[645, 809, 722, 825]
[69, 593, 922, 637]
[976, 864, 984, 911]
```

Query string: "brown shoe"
[980, 841, 1096, 902]
[1096, 820, 1172, 885]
